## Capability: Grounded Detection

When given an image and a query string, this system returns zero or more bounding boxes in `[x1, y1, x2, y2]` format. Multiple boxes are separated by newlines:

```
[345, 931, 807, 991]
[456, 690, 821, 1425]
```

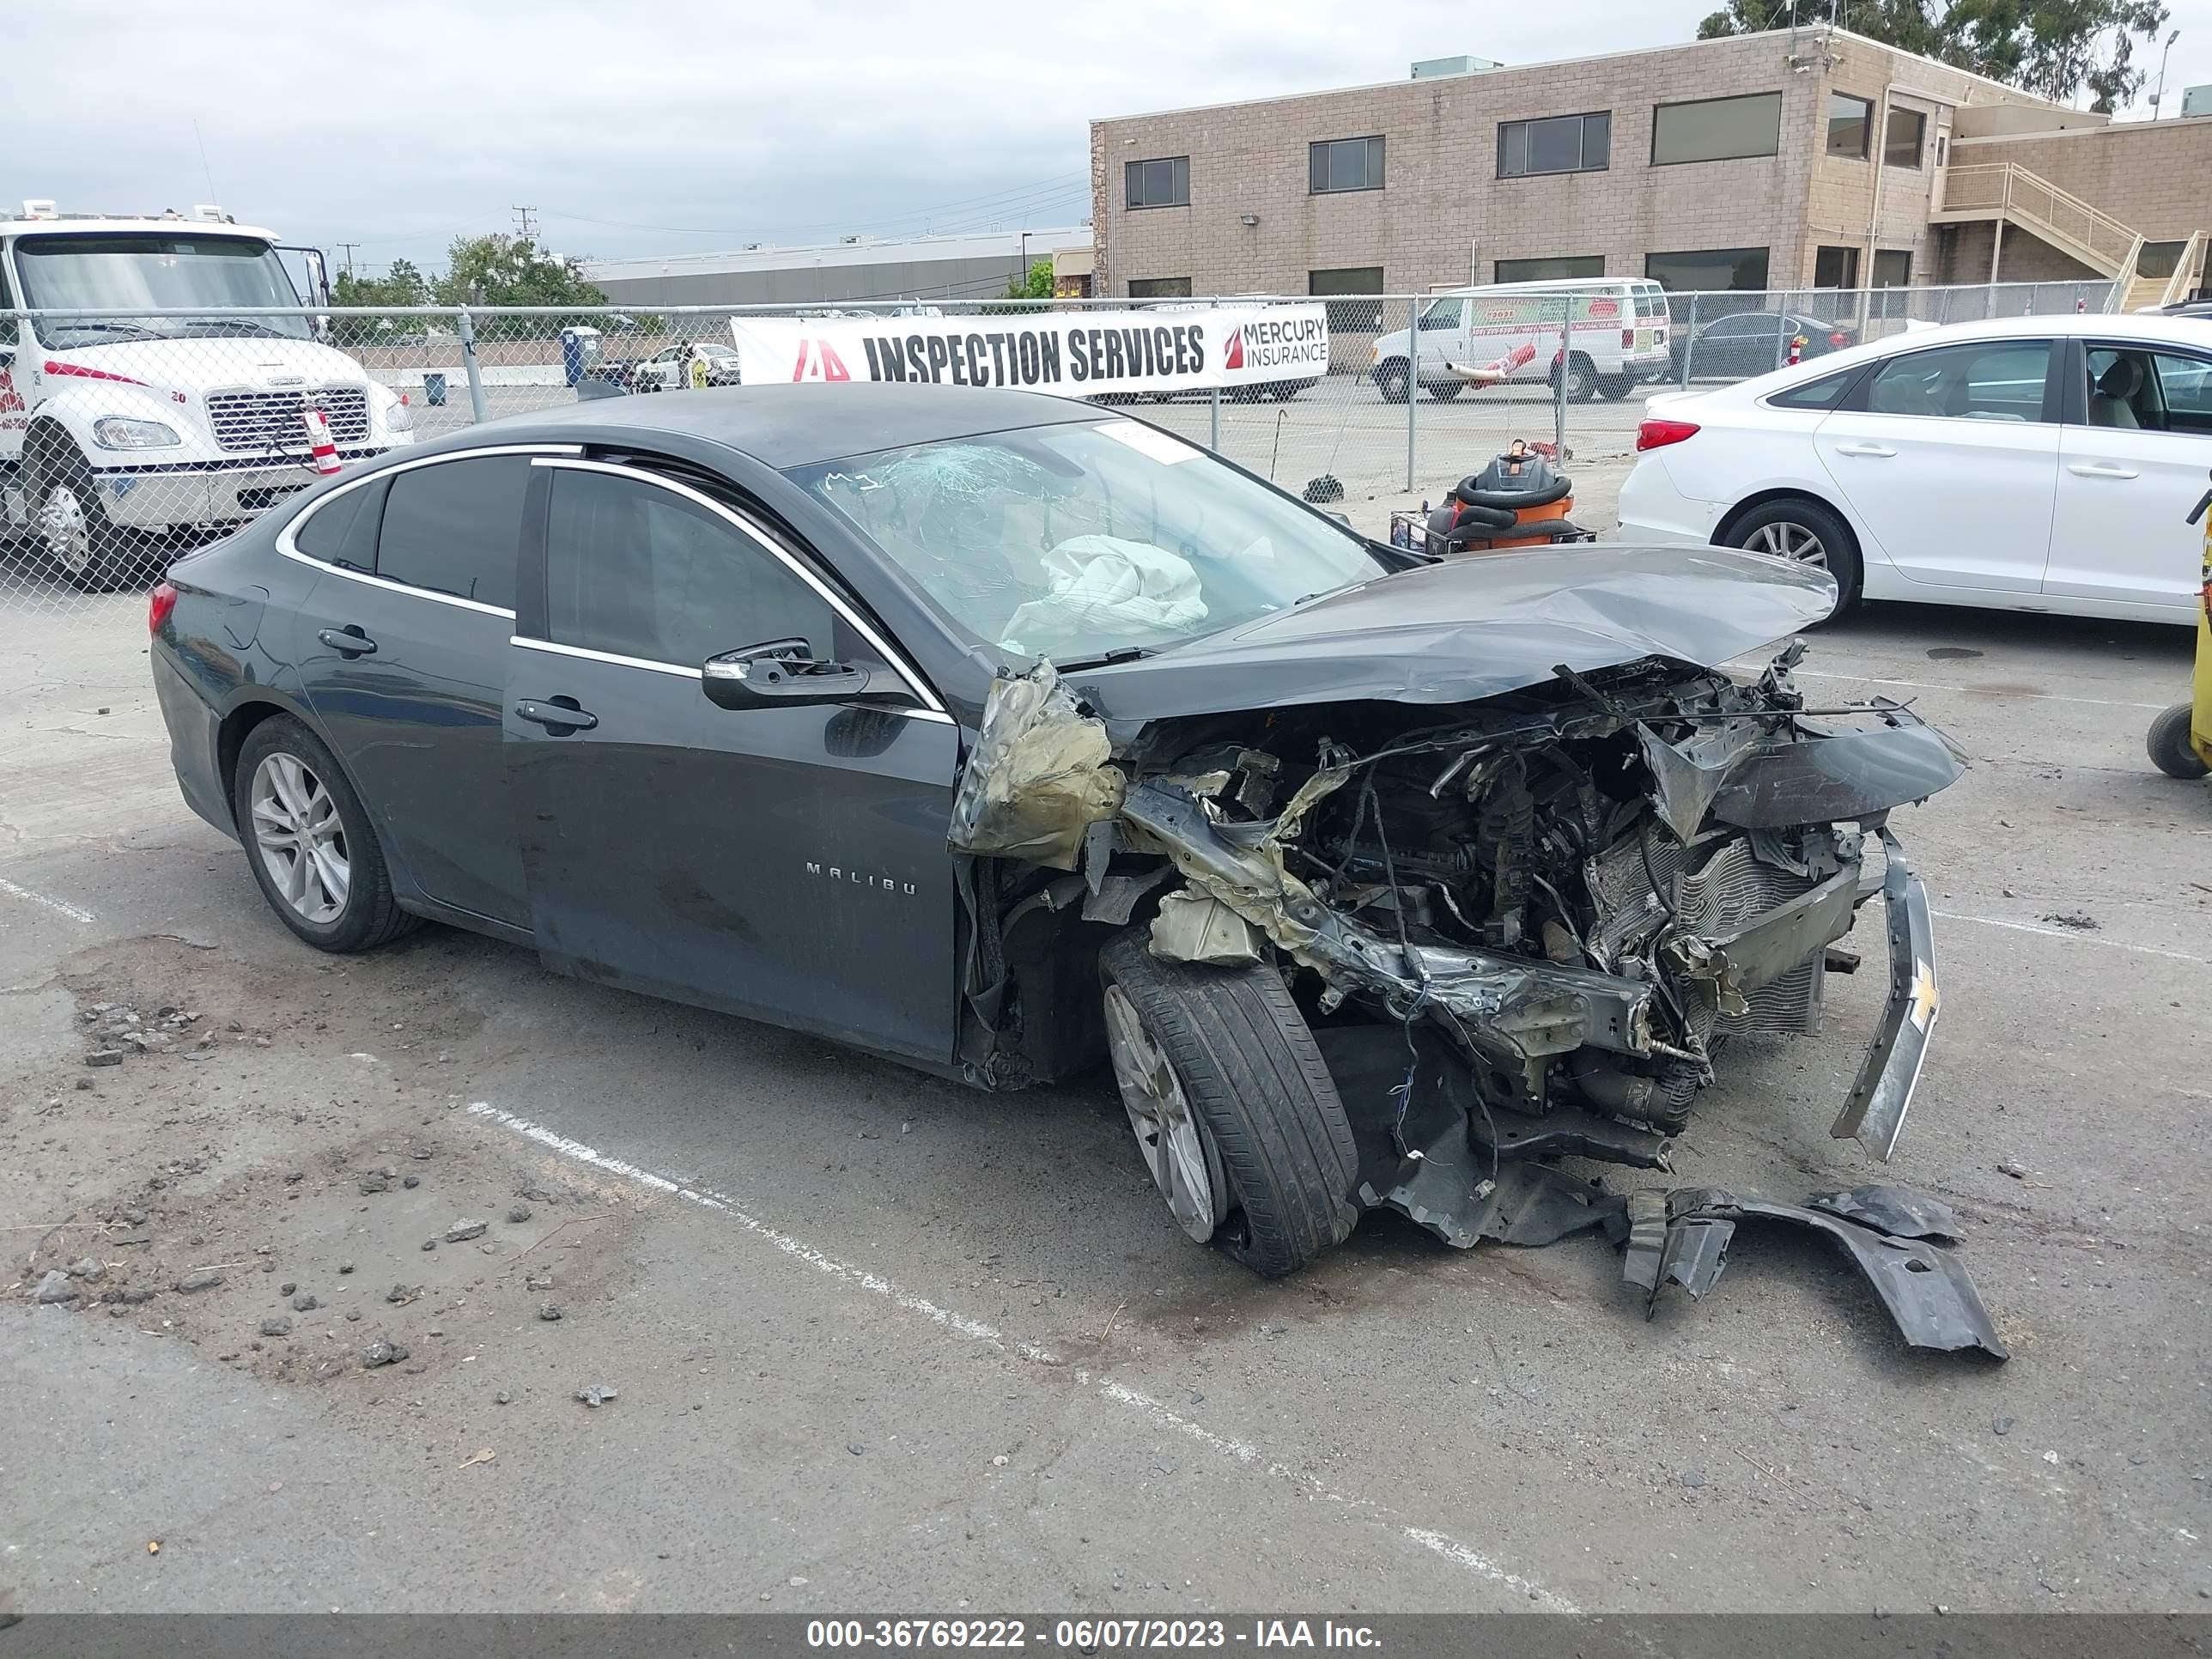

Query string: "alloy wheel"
[1745, 520, 1830, 569]
[250, 751, 350, 925]
[1103, 983, 1224, 1243]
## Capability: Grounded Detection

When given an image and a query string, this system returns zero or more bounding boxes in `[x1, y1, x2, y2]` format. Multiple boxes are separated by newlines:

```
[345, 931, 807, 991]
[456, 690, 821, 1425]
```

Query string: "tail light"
[1636, 417, 1700, 452]
[149, 581, 178, 635]
[1828, 331, 1849, 347]
[1622, 328, 1636, 349]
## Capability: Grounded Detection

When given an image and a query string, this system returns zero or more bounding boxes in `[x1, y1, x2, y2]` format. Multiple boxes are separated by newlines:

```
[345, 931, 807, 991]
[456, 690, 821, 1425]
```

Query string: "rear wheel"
[1100, 933, 1359, 1278]
[233, 715, 418, 952]
[29, 434, 145, 592]
[1375, 361, 1410, 404]
[1723, 496, 1862, 622]
[2147, 703, 2209, 779]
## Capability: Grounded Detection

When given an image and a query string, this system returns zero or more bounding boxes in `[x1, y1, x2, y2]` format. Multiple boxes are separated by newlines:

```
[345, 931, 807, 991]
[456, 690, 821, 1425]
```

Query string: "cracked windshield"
[788, 420, 1382, 663]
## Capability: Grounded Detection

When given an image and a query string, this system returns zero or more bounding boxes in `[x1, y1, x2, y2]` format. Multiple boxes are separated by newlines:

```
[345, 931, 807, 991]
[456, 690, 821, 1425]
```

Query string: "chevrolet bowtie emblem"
[1907, 958, 1939, 1032]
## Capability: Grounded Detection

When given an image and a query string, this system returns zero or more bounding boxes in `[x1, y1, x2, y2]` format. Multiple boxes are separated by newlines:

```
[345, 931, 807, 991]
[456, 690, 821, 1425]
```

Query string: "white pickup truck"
[1, 204, 415, 590]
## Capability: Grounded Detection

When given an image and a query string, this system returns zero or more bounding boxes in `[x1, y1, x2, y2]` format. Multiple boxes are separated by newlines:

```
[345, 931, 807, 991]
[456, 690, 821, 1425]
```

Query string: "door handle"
[514, 697, 599, 733]
[315, 626, 376, 657]
[1833, 442, 1897, 458]
[2066, 461, 2139, 479]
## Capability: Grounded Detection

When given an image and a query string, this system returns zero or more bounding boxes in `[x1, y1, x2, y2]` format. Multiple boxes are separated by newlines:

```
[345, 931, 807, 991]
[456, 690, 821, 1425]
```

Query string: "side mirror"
[702, 639, 906, 711]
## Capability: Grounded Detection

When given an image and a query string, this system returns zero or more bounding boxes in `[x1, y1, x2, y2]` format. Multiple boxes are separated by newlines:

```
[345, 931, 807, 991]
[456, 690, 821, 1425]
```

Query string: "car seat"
[2091, 357, 2143, 428]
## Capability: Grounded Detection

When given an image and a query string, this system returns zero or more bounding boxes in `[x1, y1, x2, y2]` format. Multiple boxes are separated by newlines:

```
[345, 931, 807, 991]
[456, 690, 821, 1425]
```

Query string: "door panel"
[505, 459, 961, 1061]
[1814, 338, 2058, 592]
[506, 648, 960, 1058]
[2045, 343, 2212, 616]
[295, 572, 526, 924]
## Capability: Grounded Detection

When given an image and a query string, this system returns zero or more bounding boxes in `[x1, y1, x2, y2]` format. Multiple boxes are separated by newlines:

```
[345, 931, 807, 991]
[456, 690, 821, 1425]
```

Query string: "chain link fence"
[0, 279, 2118, 615]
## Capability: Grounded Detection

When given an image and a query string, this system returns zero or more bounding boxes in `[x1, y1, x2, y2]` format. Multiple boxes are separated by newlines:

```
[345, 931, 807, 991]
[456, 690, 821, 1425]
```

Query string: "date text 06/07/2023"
[804, 1619, 1383, 1650]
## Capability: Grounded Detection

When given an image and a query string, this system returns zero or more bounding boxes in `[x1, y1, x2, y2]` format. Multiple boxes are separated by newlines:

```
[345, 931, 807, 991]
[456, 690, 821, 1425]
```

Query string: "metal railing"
[0, 278, 2126, 615]
[1936, 161, 2145, 281]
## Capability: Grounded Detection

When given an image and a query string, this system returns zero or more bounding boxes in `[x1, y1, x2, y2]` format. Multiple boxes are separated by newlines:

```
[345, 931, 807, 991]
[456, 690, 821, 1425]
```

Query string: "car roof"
[470, 383, 1105, 469]
[5, 218, 281, 242]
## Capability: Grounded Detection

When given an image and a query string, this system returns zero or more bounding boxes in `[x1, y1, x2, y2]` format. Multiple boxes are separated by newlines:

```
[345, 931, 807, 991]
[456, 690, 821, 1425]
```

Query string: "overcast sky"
[9, 0, 2209, 276]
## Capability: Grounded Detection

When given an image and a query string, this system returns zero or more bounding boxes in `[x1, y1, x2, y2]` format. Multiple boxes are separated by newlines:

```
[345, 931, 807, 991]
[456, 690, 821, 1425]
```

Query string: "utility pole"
[511, 205, 538, 241]
[337, 242, 361, 274]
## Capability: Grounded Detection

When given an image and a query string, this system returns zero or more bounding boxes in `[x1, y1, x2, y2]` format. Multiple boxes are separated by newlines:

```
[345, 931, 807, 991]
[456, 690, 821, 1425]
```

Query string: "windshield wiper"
[179, 319, 299, 338]
[46, 320, 163, 342]
[1054, 646, 1152, 671]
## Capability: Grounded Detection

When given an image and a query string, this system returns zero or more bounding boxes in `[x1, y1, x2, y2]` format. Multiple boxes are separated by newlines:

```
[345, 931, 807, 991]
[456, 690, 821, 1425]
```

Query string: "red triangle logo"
[1223, 331, 1244, 371]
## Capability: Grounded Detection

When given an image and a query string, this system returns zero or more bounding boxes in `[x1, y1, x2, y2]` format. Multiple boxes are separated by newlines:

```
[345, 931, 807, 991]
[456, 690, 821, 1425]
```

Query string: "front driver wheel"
[1723, 496, 1863, 622]
[1099, 933, 1359, 1277]
[2147, 703, 2210, 779]
[30, 436, 145, 592]
[233, 715, 418, 952]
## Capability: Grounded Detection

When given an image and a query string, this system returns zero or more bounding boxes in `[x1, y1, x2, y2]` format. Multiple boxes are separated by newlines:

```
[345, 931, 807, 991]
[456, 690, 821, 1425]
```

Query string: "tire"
[1099, 933, 1360, 1278]
[1431, 382, 1464, 402]
[1548, 353, 1599, 404]
[27, 432, 145, 592]
[1375, 361, 1410, 404]
[1722, 496, 1863, 622]
[1596, 374, 1634, 400]
[1270, 380, 1304, 402]
[232, 714, 418, 953]
[2147, 703, 2210, 779]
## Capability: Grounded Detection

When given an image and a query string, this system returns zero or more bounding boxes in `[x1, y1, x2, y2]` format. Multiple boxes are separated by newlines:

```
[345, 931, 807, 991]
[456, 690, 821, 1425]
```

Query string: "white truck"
[1370, 276, 1673, 404]
[1, 203, 415, 590]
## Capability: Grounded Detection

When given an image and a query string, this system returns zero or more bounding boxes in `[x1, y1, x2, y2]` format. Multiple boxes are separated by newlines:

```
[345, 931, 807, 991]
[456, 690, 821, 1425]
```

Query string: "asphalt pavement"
[3, 505, 2207, 1614]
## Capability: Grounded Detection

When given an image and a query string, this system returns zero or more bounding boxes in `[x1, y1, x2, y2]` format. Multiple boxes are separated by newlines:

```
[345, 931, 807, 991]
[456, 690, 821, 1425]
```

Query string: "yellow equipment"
[2147, 469, 2212, 781]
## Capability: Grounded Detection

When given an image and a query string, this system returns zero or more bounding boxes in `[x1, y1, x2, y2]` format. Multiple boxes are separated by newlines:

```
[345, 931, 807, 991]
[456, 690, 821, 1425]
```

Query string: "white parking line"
[465, 1100, 1577, 1611]
[1789, 668, 2166, 713]
[0, 876, 94, 925]
[1931, 909, 2211, 965]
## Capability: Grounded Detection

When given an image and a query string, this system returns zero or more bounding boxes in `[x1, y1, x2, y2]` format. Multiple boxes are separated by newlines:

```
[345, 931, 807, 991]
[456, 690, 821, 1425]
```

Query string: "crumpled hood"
[1073, 544, 1837, 721]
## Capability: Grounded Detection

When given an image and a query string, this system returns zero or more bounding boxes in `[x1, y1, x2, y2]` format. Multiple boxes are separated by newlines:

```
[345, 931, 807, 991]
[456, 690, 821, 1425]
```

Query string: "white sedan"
[1617, 312, 2212, 624]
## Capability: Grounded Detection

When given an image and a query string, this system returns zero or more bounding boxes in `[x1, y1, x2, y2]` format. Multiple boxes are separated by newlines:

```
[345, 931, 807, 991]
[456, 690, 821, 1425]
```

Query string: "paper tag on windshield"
[1095, 421, 1202, 465]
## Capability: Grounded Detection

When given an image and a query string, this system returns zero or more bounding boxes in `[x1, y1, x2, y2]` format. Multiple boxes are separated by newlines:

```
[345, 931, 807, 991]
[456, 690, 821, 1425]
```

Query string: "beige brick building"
[1088, 27, 2212, 307]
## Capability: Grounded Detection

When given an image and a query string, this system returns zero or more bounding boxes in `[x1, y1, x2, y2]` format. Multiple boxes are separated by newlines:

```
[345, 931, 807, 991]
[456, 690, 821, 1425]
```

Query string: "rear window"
[374, 456, 529, 611]
[1635, 285, 1668, 319]
[1765, 368, 1856, 411]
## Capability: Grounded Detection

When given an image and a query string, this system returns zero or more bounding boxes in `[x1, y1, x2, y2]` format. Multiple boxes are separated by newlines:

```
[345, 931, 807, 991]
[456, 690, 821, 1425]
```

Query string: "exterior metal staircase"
[1930, 161, 2202, 312]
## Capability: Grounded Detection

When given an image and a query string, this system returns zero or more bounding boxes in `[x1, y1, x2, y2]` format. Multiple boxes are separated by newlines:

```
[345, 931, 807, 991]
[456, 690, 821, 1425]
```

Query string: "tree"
[430, 234, 608, 337]
[332, 258, 430, 310]
[1005, 258, 1054, 301]
[1695, 0, 2167, 110]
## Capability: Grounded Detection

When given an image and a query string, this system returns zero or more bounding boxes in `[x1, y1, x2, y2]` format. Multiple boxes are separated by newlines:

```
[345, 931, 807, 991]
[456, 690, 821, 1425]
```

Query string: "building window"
[1498, 112, 1610, 178]
[1826, 93, 1872, 159]
[1127, 276, 1193, 299]
[1872, 249, 1912, 287]
[1884, 108, 1925, 168]
[1494, 255, 1604, 283]
[1124, 156, 1189, 210]
[1814, 246, 1861, 288]
[1310, 137, 1385, 194]
[1309, 265, 1385, 330]
[1650, 92, 1783, 166]
[1644, 246, 1770, 291]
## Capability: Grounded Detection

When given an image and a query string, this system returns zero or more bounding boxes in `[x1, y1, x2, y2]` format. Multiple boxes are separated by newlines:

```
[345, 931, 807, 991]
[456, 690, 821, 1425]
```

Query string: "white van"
[0, 203, 414, 589]
[1370, 276, 1672, 404]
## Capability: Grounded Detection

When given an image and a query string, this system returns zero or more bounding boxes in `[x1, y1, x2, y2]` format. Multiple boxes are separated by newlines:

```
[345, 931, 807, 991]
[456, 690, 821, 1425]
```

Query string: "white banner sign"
[730, 304, 1331, 397]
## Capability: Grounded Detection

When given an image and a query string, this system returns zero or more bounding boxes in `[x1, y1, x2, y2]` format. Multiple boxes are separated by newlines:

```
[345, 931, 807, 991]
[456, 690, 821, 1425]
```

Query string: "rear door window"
[374, 455, 531, 610]
[1864, 340, 2051, 422]
[1766, 367, 1858, 410]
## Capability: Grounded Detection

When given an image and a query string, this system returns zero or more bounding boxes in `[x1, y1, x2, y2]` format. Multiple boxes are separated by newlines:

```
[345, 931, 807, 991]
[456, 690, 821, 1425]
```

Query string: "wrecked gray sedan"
[153, 386, 1965, 1304]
